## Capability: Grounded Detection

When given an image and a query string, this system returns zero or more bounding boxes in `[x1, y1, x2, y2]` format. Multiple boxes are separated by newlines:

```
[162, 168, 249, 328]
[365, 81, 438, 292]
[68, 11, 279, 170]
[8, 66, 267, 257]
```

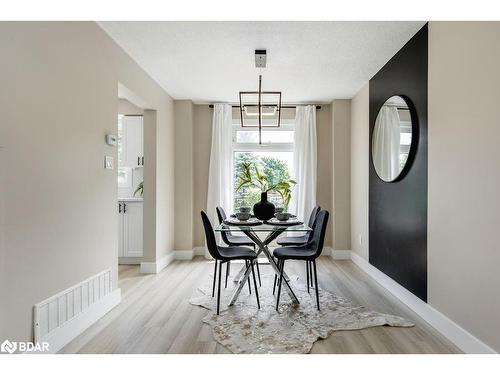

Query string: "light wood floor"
[60, 257, 461, 354]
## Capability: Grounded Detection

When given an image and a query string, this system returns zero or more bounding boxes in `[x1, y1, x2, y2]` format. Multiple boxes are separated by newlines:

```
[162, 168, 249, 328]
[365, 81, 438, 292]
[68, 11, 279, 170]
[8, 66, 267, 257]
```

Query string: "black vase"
[253, 192, 275, 220]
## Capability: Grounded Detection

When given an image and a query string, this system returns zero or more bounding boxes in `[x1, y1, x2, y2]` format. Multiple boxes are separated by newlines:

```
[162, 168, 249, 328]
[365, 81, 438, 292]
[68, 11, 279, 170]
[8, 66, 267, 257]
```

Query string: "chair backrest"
[306, 206, 321, 241]
[307, 206, 321, 228]
[215, 206, 232, 246]
[307, 210, 329, 258]
[216, 206, 227, 224]
[200, 211, 222, 260]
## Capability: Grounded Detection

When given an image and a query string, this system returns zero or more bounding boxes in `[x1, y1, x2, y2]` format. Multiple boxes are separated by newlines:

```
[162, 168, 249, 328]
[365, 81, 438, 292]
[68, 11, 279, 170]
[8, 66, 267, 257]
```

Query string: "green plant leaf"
[134, 181, 144, 197]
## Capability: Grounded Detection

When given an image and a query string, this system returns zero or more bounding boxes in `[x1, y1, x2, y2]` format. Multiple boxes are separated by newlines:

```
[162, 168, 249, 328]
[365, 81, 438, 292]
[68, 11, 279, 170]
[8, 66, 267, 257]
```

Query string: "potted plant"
[134, 181, 143, 197]
[236, 162, 296, 220]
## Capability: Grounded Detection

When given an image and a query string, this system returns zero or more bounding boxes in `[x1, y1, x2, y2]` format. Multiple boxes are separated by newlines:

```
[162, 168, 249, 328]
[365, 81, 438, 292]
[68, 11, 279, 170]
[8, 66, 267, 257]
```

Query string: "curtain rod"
[208, 104, 322, 110]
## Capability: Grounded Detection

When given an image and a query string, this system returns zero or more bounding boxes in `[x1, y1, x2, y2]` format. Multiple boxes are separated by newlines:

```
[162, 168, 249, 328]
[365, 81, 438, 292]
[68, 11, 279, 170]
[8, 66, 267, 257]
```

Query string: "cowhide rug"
[189, 265, 413, 353]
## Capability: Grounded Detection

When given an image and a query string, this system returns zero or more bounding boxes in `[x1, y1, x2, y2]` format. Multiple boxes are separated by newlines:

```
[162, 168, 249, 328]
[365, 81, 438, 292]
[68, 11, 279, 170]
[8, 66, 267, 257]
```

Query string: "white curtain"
[206, 104, 234, 231]
[372, 106, 400, 181]
[291, 105, 317, 222]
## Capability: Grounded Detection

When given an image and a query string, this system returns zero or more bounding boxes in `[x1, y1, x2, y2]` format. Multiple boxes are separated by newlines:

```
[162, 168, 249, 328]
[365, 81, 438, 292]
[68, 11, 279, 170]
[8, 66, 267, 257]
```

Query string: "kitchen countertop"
[118, 197, 143, 202]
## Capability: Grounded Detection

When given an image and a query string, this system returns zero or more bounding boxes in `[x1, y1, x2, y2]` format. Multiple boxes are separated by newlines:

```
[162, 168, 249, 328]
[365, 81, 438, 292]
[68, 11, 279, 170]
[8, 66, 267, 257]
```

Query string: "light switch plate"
[104, 156, 114, 170]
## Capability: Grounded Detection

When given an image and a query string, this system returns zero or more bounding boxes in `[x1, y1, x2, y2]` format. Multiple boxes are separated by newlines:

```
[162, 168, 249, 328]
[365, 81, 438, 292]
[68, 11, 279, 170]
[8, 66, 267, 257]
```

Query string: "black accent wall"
[369, 24, 428, 301]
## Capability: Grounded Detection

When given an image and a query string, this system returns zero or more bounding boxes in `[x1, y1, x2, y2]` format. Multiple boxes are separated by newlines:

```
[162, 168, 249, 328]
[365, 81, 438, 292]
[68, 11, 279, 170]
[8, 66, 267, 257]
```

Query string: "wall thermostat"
[106, 134, 117, 146]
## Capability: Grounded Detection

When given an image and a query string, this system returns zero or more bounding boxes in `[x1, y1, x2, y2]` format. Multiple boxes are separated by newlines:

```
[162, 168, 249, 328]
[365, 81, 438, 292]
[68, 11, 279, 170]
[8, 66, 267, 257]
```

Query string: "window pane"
[400, 133, 412, 146]
[236, 130, 294, 144]
[233, 151, 294, 212]
[118, 167, 132, 188]
[236, 130, 259, 143]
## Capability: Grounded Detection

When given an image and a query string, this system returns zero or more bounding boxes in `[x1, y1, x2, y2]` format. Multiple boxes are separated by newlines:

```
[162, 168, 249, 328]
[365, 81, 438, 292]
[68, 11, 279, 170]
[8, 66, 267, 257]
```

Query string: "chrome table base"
[229, 228, 299, 306]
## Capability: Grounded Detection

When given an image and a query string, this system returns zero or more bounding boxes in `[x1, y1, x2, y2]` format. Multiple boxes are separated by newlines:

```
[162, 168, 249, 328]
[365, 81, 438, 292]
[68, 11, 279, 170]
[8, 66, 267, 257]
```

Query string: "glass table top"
[215, 222, 312, 232]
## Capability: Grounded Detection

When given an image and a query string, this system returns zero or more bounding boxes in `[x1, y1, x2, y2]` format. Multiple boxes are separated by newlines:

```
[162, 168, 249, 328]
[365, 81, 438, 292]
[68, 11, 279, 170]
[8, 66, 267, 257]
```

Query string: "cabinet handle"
[119, 203, 122, 213]
[137, 156, 140, 166]
[141, 156, 144, 166]
[123, 203, 127, 213]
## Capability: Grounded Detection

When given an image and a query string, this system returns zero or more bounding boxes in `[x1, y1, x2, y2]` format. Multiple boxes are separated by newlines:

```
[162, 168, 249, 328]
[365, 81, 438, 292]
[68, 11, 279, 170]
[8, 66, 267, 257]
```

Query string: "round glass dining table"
[215, 221, 312, 306]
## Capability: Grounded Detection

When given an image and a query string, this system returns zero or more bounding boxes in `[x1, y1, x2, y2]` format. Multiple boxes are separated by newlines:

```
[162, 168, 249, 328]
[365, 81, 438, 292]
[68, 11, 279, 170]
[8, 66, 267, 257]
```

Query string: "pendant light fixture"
[239, 49, 282, 144]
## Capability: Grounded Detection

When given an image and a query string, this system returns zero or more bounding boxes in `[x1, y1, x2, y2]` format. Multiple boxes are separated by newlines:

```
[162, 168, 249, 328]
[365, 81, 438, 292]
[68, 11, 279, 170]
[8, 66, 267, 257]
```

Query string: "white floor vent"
[33, 268, 121, 353]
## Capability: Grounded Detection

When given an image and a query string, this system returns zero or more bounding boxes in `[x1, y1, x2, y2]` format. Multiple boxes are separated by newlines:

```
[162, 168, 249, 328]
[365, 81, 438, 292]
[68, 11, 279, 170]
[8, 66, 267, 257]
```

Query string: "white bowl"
[236, 212, 250, 221]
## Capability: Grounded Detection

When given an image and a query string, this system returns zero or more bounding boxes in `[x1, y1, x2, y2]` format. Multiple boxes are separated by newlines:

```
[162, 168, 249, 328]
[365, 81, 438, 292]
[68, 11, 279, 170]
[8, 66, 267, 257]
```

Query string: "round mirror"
[372, 95, 414, 182]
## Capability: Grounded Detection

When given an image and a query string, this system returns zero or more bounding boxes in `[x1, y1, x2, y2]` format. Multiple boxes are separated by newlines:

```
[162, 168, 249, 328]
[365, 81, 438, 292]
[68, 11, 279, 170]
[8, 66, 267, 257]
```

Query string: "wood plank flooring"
[60, 257, 461, 354]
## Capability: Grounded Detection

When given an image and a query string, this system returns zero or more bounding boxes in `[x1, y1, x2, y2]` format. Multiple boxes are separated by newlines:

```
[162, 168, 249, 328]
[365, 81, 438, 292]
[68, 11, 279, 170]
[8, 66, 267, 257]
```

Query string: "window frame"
[231, 120, 295, 211]
[232, 121, 295, 153]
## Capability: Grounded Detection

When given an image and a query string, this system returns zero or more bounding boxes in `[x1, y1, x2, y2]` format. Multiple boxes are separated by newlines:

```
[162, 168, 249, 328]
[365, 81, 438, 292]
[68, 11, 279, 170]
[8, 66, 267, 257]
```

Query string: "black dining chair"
[275, 205, 320, 292]
[216, 207, 262, 287]
[201, 211, 260, 315]
[276, 206, 320, 247]
[273, 210, 329, 311]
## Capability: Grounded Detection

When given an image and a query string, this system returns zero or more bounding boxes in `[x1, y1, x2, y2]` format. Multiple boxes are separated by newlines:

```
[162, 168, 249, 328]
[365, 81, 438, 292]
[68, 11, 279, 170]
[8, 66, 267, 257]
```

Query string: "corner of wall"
[349, 83, 369, 261]
[173, 100, 195, 251]
[331, 99, 352, 251]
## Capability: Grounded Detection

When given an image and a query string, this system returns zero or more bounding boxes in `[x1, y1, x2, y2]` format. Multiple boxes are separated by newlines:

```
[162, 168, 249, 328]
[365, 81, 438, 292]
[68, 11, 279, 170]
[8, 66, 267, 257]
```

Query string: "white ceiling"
[99, 21, 425, 103]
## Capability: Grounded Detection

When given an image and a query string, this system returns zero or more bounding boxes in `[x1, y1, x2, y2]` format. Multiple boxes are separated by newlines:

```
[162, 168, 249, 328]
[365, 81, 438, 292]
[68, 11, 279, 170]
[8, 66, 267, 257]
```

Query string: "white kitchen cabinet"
[122, 115, 144, 168]
[118, 200, 143, 259]
[118, 202, 124, 257]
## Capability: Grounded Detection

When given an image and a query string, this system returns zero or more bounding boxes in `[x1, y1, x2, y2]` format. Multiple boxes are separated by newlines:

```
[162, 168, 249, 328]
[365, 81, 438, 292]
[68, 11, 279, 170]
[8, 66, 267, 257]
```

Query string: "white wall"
[0, 127, 6, 337]
[350, 83, 369, 259]
[118, 98, 144, 115]
[0, 22, 174, 342]
[174, 100, 194, 250]
[316, 105, 334, 247]
[428, 21, 500, 352]
[331, 100, 351, 250]
[192, 105, 213, 247]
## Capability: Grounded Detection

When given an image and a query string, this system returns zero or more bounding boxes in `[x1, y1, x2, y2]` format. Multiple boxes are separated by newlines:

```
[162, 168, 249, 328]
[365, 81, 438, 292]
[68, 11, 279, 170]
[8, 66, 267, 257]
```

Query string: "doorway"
[117, 99, 144, 265]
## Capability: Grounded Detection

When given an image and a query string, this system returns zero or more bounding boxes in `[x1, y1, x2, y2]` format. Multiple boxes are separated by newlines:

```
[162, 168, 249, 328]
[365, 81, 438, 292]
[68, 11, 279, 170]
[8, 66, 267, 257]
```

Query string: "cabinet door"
[122, 116, 143, 168]
[123, 202, 143, 257]
[118, 202, 124, 257]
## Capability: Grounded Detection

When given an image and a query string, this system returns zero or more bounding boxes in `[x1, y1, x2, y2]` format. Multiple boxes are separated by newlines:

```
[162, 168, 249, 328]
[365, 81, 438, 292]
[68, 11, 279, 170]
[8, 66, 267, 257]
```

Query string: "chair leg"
[273, 258, 278, 295]
[306, 261, 310, 294]
[256, 260, 262, 287]
[225, 261, 230, 288]
[273, 258, 281, 295]
[252, 244, 262, 286]
[276, 259, 285, 311]
[246, 261, 252, 294]
[250, 260, 260, 309]
[309, 261, 314, 288]
[217, 261, 223, 315]
[313, 260, 320, 310]
[212, 260, 218, 297]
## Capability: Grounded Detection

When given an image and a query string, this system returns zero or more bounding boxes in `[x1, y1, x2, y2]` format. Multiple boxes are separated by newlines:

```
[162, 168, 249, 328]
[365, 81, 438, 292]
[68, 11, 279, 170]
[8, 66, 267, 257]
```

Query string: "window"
[232, 122, 294, 211]
[399, 110, 412, 170]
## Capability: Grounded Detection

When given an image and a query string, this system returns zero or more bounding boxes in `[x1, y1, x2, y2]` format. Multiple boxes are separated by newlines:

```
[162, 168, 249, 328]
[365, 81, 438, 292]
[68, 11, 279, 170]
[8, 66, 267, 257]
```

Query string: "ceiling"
[99, 21, 425, 103]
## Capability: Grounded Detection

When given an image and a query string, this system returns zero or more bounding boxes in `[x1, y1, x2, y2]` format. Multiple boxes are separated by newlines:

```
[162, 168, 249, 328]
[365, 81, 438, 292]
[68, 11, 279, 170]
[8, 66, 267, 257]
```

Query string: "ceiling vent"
[255, 49, 267, 68]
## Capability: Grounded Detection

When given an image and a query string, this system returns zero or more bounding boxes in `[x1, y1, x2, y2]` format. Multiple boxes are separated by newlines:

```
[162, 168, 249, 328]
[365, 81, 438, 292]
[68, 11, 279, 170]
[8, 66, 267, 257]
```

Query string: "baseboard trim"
[118, 257, 142, 265]
[140, 249, 208, 273]
[140, 252, 175, 274]
[347, 251, 496, 354]
[175, 250, 194, 260]
[193, 246, 207, 257]
[42, 288, 121, 353]
[331, 249, 351, 259]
